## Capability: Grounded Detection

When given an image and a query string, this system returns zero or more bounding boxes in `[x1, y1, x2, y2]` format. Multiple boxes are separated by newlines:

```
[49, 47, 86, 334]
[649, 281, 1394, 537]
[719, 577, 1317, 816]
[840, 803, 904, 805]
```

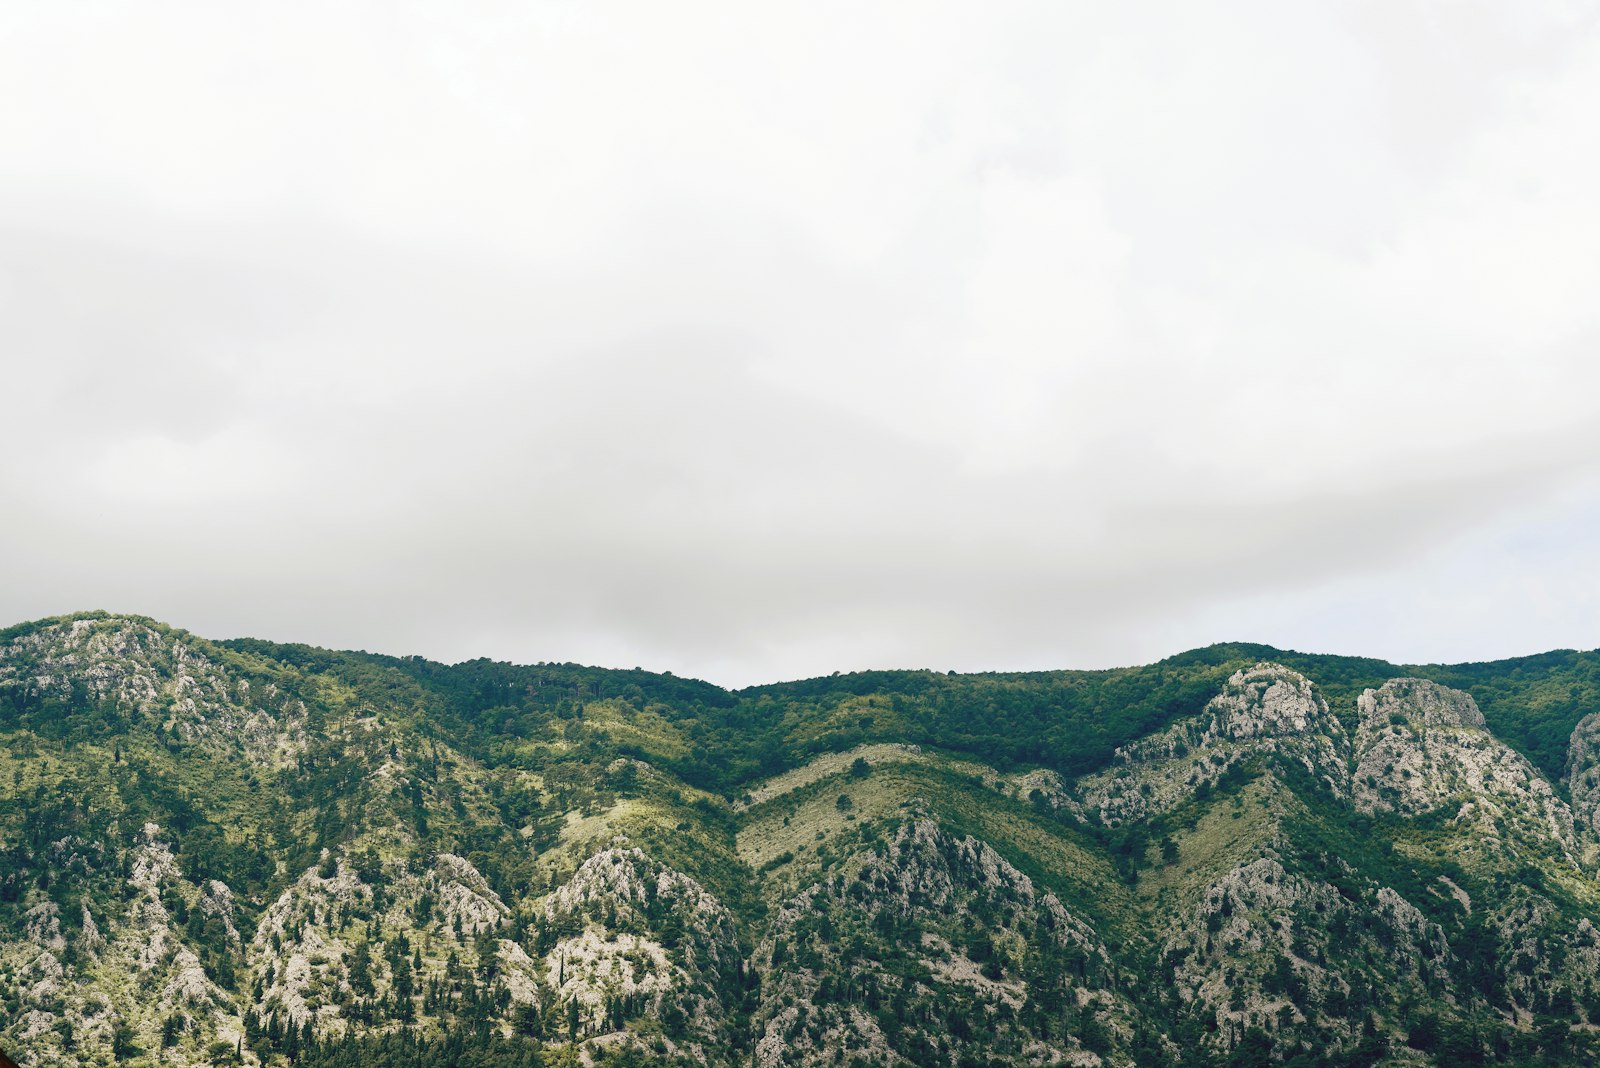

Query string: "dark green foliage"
[1419, 650, 1600, 781]
[292, 1027, 546, 1068]
[217, 630, 1600, 792]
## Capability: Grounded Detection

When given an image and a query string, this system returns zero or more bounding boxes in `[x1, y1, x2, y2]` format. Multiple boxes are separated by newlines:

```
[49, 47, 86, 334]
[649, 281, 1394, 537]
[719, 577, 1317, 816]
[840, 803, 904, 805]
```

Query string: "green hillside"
[5, 613, 1600, 1067]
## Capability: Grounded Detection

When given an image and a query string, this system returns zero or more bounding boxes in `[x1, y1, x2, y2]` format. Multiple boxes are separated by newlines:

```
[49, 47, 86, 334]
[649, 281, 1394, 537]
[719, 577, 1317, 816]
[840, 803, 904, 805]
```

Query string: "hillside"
[5, 612, 1600, 1066]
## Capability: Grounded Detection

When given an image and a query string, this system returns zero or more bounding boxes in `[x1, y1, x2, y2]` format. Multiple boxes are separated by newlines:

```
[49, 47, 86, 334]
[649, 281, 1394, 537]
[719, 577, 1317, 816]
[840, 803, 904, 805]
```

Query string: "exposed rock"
[497, 939, 544, 1009]
[539, 845, 738, 1045]
[1567, 711, 1600, 841]
[1163, 856, 1453, 1056]
[199, 879, 242, 947]
[0, 615, 306, 766]
[544, 844, 739, 977]
[1363, 677, 1485, 730]
[1203, 666, 1336, 742]
[546, 928, 674, 1013]
[1488, 893, 1600, 1017]
[23, 902, 64, 951]
[1076, 664, 1348, 826]
[426, 853, 508, 936]
[250, 858, 378, 1029]
[1354, 679, 1577, 861]
[755, 819, 1126, 1067]
[130, 822, 180, 896]
[12, 613, 1600, 1066]
[161, 946, 227, 1012]
[79, 905, 104, 953]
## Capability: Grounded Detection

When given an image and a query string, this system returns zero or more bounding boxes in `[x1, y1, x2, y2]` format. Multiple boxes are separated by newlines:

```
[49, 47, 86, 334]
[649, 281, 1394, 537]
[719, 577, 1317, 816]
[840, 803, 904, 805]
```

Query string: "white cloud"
[2, 1, 1599, 684]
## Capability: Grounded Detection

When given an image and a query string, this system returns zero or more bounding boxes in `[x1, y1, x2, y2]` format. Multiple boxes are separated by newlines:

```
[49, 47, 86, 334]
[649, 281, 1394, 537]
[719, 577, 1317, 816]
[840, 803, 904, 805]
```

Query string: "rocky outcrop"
[1567, 712, 1600, 843]
[1162, 856, 1454, 1056]
[1076, 664, 1348, 826]
[496, 939, 545, 1011]
[0, 615, 306, 765]
[199, 879, 242, 948]
[1354, 679, 1576, 861]
[425, 853, 509, 935]
[1202, 666, 1336, 742]
[14, 612, 1600, 1066]
[22, 902, 63, 952]
[538, 845, 739, 1048]
[0, 822, 251, 1066]
[1486, 892, 1600, 1019]
[248, 850, 523, 1034]
[1361, 677, 1485, 731]
[754, 819, 1128, 1067]
[249, 857, 375, 1030]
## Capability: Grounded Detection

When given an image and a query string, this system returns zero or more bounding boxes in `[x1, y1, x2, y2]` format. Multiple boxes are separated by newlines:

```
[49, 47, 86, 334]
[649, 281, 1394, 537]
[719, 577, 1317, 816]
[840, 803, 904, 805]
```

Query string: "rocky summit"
[6, 615, 1600, 1066]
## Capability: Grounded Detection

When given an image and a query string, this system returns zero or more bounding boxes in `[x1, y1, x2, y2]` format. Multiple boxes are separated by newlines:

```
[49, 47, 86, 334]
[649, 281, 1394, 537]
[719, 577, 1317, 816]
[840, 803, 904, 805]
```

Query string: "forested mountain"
[6, 612, 1600, 1066]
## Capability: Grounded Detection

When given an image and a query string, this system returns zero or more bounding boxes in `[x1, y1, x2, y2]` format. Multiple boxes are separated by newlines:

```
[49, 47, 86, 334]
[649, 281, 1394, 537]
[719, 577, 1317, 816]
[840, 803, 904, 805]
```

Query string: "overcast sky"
[3, 2, 1600, 687]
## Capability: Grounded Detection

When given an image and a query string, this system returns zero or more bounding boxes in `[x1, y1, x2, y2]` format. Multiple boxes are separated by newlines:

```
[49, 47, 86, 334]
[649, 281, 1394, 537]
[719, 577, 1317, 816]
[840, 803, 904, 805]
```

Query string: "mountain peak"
[1357, 677, 1487, 731]
[1203, 662, 1334, 742]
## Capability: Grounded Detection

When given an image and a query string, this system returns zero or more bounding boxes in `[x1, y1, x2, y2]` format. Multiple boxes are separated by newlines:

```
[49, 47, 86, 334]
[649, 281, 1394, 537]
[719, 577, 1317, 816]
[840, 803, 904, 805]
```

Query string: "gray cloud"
[3, 3, 1600, 685]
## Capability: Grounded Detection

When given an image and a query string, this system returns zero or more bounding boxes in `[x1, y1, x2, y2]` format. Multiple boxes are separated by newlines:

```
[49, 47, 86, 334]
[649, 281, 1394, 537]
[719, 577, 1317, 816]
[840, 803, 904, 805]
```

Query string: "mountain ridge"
[6, 611, 1600, 1066]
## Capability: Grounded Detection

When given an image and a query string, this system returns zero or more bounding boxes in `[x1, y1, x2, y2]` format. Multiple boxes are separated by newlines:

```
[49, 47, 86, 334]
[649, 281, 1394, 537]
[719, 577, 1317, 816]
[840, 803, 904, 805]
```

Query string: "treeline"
[15, 615, 1600, 801]
[225, 634, 1600, 794]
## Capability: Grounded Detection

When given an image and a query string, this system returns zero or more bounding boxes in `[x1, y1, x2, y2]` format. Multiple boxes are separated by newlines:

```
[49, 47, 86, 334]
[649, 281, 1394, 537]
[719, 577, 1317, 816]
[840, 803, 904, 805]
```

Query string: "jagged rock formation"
[0, 616, 306, 766]
[1354, 678, 1578, 862]
[1163, 856, 1455, 1055]
[1568, 711, 1600, 844]
[755, 820, 1129, 1067]
[537, 845, 740, 1053]
[1075, 663, 1349, 827]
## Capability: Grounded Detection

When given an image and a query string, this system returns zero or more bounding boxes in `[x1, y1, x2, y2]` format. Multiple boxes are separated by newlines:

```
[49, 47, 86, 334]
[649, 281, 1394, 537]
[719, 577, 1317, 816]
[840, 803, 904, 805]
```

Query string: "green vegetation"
[5, 613, 1600, 1066]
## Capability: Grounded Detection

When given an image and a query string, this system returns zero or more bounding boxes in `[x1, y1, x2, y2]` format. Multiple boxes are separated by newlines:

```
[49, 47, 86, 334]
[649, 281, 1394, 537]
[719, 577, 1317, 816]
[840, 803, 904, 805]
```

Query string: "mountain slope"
[5, 613, 1600, 1066]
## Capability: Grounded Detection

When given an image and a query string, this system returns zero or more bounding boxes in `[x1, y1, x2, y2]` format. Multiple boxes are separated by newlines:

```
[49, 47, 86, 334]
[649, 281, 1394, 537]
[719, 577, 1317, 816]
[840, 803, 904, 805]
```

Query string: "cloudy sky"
[3, 2, 1599, 687]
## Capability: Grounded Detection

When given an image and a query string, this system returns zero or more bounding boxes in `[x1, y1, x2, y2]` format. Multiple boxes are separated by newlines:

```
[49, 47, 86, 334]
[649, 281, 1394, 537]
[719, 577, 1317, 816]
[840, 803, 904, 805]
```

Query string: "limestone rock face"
[248, 850, 527, 1035]
[1076, 664, 1348, 827]
[199, 880, 242, 948]
[495, 939, 545, 1011]
[539, 845, 739, 1047]
[1203, 665, 1334, 742]
[250, 858, 377, 1030]
[1566, 711, 1600, 841]
[1360, 677, 1485, 732]
[0, 822, 254, 1066]
[1163, 856, 1454, 1056]
[754, 819, 1128, 1068]
[23, 902, 63, 952]
[0, 615, 306, 765]
[1354, 679, 1576, 860]
[1487, 893, 1600, 1018]
[426, 853, 510, 935]
[78, 905, 104, 954]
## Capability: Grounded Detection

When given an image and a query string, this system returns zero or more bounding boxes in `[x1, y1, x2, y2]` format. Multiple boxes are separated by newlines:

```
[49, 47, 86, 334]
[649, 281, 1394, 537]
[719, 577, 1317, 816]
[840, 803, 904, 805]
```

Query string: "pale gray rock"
[23, 902, 64, 952]
[1488, 893, 1600, 1017]
[1354, 679, 1577, 861]
[539, 844, 738, 1046]
[1075, 664, 1348, 827]
[1164, 856, 1452, 1054]
[0, 615, 307, 766]
[1566, 711, 1600, 842]
[754, 819, 1125, 1068]
[199, 879, 242, 947]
